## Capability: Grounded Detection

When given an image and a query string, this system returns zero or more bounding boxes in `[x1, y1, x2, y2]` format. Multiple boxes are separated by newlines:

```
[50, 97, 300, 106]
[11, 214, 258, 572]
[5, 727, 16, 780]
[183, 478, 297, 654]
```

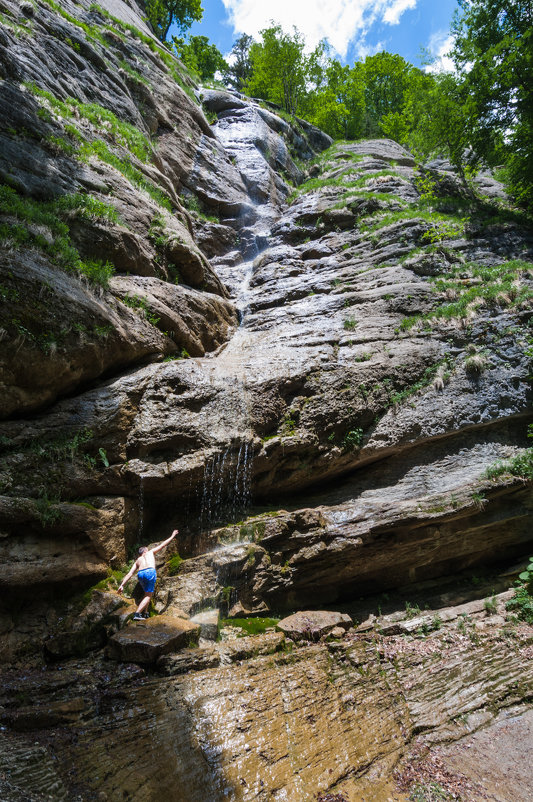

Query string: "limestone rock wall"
[1, 1, 533, 800]
[0, 0, 532, 651]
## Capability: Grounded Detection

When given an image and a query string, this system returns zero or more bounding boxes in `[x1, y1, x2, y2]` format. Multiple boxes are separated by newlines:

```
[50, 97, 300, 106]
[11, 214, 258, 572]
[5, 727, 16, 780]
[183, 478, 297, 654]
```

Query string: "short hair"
[138, 546, 148, 555]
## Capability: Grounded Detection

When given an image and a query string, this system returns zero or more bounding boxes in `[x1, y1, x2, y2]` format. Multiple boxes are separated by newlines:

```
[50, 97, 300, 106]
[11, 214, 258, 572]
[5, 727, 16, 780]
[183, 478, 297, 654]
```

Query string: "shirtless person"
[118, 530, 178, 620]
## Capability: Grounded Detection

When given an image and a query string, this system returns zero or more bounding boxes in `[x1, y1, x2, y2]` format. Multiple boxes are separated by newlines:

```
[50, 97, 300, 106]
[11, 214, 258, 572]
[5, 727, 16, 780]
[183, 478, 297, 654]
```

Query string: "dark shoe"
[133, 613, 144, 620]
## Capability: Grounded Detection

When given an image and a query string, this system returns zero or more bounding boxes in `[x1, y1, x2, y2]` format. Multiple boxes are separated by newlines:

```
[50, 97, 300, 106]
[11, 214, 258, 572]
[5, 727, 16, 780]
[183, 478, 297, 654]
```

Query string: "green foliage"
[506, 557, 533, 623]
[47, 134, 77, 156]
[224, 34, 254, 90]
[483, 449, 533, 482]
[362, 51, 414, 137]
[181, 193, 202, 215]
[244, 25, 312, 115]
[220, 586, 234, 604]
[220, 617, 279, 636]
[56, 193, 120, 223]
[145, 0, 202, 42]
[402, 71, 478, 184]
[451, 0, 533, 211]
[35, 491, 62, 528]
[342, 428, 363, 451]
[400, 259, 533, 329]
[464, 347, 489, 376]
[121, 293, 161, 328]
[167, 553, 183, 576]
[30, 429, 94, 462]
[0, 184, 116, 287]
[279, 415, 296, 437]
[518, 558, 533, 592]
[300, 50, 418, 141]
[0, 10, 33, 37]
[302, 57, 366, 140]
[405, 601, 421, 619]
[471, 491, 487, 509]
[409, 781, 454, 802]
[172, 35, 227, 81]
[118, 59, 151, 87]
[43, 0, 107, 47]
[506, 584, 533, 624]
[388, 359, 453, 409]
[79, 567, 129, 605]
[484, 593, 497, 614]
[0, 429, 96, 511]
[88, 3, 197, 99]
[24, 84, 171, 209]
[98, 448, 110, 468]
[79, 141, 172, 210]
[25, 84, 153, 162]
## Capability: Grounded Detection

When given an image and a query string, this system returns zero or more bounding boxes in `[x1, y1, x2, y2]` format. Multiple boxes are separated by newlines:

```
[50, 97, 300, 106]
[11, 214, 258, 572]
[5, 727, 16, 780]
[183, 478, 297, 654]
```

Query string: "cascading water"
[199, 440, 253, 535]
[198, 235, 261, 538]
[138, 474, 145, 543]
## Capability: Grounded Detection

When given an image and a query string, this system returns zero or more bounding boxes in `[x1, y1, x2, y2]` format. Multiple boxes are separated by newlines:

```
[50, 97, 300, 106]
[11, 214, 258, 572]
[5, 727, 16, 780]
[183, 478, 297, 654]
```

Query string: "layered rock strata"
[1, 595, 532, 801]
[0, 0, 532, 798]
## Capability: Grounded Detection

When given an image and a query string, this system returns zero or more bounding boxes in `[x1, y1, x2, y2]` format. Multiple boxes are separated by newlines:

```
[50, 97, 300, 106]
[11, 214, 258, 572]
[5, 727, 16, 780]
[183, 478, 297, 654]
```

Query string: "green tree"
[303, 59, 366, 140]
[402, 71, 478, 185]
[172, 35, 227, 81]
[225, 34, 254, 91]
[362, 52, 412, 136]
[145, 0, 203, 42]
[244, 24, 308, 115]
[451, 0, 533, 209]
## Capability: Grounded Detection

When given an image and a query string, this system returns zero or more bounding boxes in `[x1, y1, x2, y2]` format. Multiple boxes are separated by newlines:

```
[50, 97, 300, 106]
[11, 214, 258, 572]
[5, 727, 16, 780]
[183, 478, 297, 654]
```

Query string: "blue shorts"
[137, 567, 156, 593]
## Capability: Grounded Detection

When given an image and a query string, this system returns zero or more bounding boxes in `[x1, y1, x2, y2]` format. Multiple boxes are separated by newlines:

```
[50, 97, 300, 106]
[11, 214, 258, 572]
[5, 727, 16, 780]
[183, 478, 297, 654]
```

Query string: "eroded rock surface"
[1, 608, 531, 801]
[0, 0, 532, 798]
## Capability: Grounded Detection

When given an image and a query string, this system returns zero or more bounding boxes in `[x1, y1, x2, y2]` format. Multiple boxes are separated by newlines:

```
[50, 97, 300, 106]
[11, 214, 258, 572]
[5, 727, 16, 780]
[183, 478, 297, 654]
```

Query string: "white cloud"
[383, 0, 416, 25]
[221, 0, 419, 59]
[425, 31, 455, 73]
[356, 40, 386, 60]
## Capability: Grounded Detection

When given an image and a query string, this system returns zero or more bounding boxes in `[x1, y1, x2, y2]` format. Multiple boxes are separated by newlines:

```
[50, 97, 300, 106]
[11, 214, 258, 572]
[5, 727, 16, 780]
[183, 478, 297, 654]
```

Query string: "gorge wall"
[0, 0, 532, 799]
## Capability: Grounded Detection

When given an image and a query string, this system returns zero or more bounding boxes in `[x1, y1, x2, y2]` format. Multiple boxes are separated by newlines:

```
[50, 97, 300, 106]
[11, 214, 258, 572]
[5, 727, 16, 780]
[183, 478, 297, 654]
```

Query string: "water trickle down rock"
[0, 0, 532, 798]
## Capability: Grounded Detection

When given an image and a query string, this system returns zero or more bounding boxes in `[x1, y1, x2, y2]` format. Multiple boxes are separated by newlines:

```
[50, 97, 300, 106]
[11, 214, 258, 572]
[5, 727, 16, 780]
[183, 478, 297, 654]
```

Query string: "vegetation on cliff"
[169, 0, 532, 212]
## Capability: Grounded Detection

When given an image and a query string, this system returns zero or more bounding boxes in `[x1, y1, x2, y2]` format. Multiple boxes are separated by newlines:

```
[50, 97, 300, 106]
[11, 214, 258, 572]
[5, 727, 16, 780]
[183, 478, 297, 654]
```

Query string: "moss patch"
[220, 617, 279, 636]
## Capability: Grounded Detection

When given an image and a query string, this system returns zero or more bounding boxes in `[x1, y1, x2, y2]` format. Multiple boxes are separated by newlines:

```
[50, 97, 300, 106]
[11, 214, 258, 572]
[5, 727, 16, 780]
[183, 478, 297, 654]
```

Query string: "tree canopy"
[244, 25, 310, 115]
[172, 35, 227, 81]
[225, 34, 254, 91]
[451, 0, 533, 208]
[145, 0, 203, 43]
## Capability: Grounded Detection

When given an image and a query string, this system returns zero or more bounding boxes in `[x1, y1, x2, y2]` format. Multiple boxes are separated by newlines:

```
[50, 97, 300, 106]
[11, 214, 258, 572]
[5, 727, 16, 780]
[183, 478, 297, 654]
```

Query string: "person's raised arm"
[118, 559, 138, 593]
[152, 529, 179, 554]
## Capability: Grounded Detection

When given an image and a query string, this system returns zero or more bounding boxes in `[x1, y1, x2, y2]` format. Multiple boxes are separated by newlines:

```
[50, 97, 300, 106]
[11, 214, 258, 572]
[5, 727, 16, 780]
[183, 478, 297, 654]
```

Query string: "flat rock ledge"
[277, 610, 353, 641]
[106, 615, 200, 664]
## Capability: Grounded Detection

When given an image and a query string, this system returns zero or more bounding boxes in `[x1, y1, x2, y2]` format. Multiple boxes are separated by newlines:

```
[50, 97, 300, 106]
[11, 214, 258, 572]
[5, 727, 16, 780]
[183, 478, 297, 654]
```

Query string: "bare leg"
[136, 592, 152, 616]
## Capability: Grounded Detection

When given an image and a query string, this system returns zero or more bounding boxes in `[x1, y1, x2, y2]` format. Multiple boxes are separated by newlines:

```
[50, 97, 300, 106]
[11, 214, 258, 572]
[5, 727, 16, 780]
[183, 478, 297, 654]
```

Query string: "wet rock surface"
[1, 601, 531, 801]
[0, 0, 532, 798]
[107, 613, 200, 663]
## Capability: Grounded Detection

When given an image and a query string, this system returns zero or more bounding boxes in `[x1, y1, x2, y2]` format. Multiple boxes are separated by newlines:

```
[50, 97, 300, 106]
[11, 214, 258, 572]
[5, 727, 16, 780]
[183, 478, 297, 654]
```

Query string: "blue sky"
[179, 0, 459, 70]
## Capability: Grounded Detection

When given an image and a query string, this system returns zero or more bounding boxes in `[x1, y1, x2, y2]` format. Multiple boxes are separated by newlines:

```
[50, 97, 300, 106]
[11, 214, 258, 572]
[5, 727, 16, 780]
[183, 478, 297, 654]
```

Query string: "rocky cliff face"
[0, 0, 532, 799]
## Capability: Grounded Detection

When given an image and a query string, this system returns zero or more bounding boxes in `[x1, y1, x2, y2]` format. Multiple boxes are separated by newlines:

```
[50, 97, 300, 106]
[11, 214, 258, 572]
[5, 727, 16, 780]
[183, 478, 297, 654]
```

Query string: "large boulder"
[277, 611, 353, 641]
[106, 614, 200, 663]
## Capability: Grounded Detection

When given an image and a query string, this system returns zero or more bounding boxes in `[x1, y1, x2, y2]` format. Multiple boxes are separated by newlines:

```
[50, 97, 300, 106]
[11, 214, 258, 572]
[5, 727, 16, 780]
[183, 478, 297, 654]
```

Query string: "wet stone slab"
[106, 615, 200, 664]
